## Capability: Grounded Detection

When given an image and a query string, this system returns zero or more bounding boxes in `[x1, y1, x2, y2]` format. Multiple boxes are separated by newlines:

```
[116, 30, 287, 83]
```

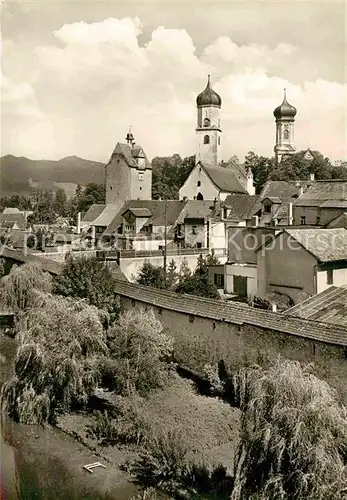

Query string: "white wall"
[225, 263, 258, 298]
[179, 165, 219, 201]
[120, 253, 203, 282]
[317, 268, 347, 294]
[209, 221, 226, 253]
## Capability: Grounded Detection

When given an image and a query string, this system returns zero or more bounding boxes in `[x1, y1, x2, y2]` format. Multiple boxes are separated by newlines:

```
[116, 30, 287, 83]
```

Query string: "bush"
[103, 309, 174, 396]
[53, 255, 120, 323]
[0, 262, 52, 312]
[231, 358, 347, 500]
[87, 393, 151, 446]
[1, 294, 107, 424]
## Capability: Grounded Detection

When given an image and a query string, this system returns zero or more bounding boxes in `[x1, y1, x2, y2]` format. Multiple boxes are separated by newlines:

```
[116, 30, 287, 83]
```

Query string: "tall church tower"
[273, 89, 297, 164]
[196, 75, 222, 166]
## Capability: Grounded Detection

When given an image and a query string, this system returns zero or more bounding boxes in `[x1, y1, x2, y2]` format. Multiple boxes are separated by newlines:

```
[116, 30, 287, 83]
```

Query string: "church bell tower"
[273, 89, 297, 165]
[196, 75, 222, 167]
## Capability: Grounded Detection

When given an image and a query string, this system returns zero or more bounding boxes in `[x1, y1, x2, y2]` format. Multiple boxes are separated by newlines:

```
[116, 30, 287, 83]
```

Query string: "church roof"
[110, 143, 152, 169]
[273, 90, 297, 120]
[196, 75, 222, 107]
[201, 164, 247, 194]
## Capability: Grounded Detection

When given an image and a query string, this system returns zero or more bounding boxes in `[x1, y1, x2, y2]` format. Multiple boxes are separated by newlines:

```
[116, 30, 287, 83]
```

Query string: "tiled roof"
[202, 164, 247, 194]
[92, 205, 123, 227]
[1, 247, 62, 275]
[327, 213, 347, 229]
[0, 213, 26, 229]
[113, 280, 347, 347]
[294, 180, 347, 207]
[285, 228, 347, 262]
[82, 204, 106, 223]
[2, 207, 21, 214]
[176, 200, 220, 222]
[110, 143, 152, 170]
[223, 194, 260, 221]
[260, 181, 304, 200]
[103, 200, 187, 236]
[286, 286, 347, 327]
[127, 208, 152, 218]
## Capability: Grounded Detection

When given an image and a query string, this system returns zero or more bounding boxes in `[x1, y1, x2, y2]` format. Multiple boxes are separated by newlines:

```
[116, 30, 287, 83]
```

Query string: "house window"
[197, 181, 201, 187]
[327, 269, 333, 285]
[204, 135, 210, 144]
[192, 226, 197, 235]
[110, 186, 113, 190]
[300, 216, 307, 225]
[197, 242, 202, 248]
[138, 172, 144, 181]
[316, 216, 321, 225]
[223, 208, 228, 218]
[214, 273, 225, 288]
[264, 204, 271, 214]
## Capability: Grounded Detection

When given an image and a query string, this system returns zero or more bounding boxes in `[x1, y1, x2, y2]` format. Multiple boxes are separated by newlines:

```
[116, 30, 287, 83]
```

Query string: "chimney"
[299, 185, 304, 197]
[310, 173, 315, 181]
[271, 303, 277, 313]
[77, 212, 81, 235]
[288, 202, 293, 225]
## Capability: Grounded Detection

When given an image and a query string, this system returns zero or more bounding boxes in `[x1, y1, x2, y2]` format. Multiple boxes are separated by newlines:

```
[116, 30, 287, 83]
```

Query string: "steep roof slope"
[285, 228, 347, 262]
[202, 164, 247, 194]
[294, 180, 347, 207]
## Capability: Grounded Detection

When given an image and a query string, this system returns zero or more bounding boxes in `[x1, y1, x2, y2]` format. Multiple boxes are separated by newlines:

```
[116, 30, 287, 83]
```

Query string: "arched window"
[203, 117, 210, 127]
[283, 127, 290, 140]
[204, 135, 210, 144]
[197, 192, 204, 200]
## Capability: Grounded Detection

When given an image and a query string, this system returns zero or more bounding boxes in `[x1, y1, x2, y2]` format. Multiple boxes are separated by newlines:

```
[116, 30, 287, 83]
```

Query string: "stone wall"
[114, 281, 347, 403]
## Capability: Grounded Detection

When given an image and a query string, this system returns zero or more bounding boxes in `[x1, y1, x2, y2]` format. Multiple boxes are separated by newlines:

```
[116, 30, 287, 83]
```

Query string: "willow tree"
[1, 293, 108, 424]
[0, 261, 52, 312]
[231, 358, 347, 500]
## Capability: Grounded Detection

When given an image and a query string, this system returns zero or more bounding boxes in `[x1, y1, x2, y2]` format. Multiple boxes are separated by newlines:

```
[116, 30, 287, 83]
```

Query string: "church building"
[273, 89, 297, 165]
[179, 76, 255, 201]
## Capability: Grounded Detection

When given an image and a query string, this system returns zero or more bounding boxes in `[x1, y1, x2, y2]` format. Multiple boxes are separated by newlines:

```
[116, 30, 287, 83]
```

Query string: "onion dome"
[273, 89, 297, 120]
[196, 75, 222, 107]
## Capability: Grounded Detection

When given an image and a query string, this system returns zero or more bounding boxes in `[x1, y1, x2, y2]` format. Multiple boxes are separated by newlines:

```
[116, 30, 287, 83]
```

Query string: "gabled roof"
[285, 285, 347, 327]
[223, 194, 260, 221]
[263, 196, 282, 204]
[103, 200, 187, 236]
[110, 143, 151, 170]
[125, 208, 152, 218]
[260, 181, 304, 200]
[201, 164, 247, 194]
[285, 228, 347, 262]
[2, 207, 21, 214]
[176, 200, 220, 223]
[0, 213, 26, 229]
[82, 204, 106, 223]
[327, 213, 347, 229]
[294, 180, 347, 207]
[92, 205, 123, 227]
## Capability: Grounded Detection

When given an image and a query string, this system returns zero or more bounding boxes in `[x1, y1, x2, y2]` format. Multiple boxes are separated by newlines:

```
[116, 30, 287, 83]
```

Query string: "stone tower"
[273, 89, 297, 165]
[196, 75, 222, 167]
[105, 129, 152, 204]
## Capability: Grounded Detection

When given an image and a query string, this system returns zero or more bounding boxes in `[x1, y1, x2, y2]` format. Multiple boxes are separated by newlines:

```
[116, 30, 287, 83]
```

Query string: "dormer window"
[264, 203, 271, 214]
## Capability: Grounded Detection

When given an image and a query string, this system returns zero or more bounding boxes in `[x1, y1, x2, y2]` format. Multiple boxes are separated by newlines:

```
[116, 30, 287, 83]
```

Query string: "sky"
[1, 0, 346, 163]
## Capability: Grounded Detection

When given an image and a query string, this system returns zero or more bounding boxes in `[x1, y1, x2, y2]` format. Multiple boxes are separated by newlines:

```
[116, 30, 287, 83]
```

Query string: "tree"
[166, 259, 178, 289]
[0, 258, 5, 278]
[270, 150, 339, 181]
[0, 262, 52, 312]
[28, 189, 56, 224]
[99, 308, 174, 396]
[53, 255, 120, 323]
[176, 253, 220, 299]
[244, 151, 275, 192]
[136, 261, 166, 289]
[152, 155, 195, 200]
[53, 188, 68, 217]
[68, 183, 105, 222]
[1, 293, 108, 424]
[178, 258, 192, 283]
[232, 358, 347, 500]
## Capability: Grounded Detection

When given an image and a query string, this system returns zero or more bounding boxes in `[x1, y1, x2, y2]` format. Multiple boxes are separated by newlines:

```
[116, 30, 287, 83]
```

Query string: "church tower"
[273, 89, 297, 165]
[196, 75, 222, 167]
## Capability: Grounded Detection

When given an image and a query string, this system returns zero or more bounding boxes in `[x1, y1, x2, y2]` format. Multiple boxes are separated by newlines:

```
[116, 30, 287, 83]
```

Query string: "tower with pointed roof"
[105, 128, 152, 204]
[196, 75, 222, 167]
[273, 89, 297, 164]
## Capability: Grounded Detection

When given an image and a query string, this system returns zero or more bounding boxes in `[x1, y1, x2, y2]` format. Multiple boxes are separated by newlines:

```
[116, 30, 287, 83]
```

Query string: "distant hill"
[0, 154, 105, 197]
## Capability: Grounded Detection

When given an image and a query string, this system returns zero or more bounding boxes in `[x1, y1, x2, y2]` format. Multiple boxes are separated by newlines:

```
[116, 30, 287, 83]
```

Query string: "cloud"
[1, 16, 346, 162]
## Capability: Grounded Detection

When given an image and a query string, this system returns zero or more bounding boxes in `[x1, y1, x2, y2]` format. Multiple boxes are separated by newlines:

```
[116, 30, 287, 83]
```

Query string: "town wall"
[114, 281, 347, 403]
